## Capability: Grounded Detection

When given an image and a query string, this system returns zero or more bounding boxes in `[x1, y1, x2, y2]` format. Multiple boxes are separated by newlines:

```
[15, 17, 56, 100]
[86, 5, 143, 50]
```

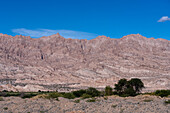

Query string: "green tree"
[128, 78, 144, 94]
[105, 86, 113, 96]
[114, 78, 144, 96]
[114, 78, 128, 95]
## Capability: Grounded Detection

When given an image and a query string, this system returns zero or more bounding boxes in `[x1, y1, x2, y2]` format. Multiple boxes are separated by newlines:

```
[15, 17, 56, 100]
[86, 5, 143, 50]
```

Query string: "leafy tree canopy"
[114, 78, 144, 96]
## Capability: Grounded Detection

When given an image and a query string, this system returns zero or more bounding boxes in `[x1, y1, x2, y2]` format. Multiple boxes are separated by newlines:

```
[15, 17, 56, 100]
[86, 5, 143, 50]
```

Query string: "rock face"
[0, 33, 169, 92]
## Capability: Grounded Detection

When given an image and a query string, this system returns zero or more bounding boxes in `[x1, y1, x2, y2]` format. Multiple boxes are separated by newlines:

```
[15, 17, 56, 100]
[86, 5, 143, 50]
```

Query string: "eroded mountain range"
[0, 33, 169, 92]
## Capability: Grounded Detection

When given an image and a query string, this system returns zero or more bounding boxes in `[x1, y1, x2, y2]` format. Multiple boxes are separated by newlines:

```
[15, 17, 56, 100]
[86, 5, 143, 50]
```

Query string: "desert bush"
[20, 93, 38, 99]
[154, 90, 170, 97]
[33, 94, 49, 99]
[72, 89, 86, 97]
[86, 87, 100, 97]
[105, 86, 113, 96]
[63, 93, 75, 99]
[47, 92, 62, 99]
[74, 99, 80, 103]
[0, 92, 20, 97]
[142, 92, 153, 95]
[143, 99, 153, 102]
[35, 92, 62, 100]
[3, 107, 8, 110]
[81, 93, 92, 99]
[0, 96, 4, 101]
[8, 92, 21, 96]
[100, 91, 105, 97]
[104, 96, 108, 100]
[112, 104, 117, 108]
[164, 100, 170, 105]
[2, 90, 8, 92]
[86, 98, 96, 102]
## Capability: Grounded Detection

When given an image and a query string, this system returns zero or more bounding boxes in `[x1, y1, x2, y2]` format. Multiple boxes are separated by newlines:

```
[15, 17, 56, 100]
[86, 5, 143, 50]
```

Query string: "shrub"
[81, 93, 92, 99]
[86, 98, 96, 102]
[63, 93, 75, 99]
[0, 97, 4, 101]
[154, 90, 170, 97]
[104, 96, 108, 100]
[8, 92, 21, 96]
[74, 99, 80, 103]
[40, 111, 45, 113]
[36, 92, 62, 100]
[100, 91, 105, 97]
[143, 99, 153, 102]
[2, 90, 8, 92]
[164, 100, 170, 105]
[47, 92, 62, 99]
[112, 91, 118, 95]
[0, 92, 20, 97]
[142, 92, 153, 95]
[86, 87, 100, 97]
[105, 86, 113, 96]
[33, 94, 49, 99]
[72, 89, 86, 97]
[112, 104, 117, 108]
[20, 93, 38, 99]
[3, 107, 8, 110]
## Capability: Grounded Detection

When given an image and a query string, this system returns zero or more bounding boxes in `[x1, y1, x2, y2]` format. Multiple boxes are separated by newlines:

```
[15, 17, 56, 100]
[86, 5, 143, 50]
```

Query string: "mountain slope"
[0, 33, 169, 92]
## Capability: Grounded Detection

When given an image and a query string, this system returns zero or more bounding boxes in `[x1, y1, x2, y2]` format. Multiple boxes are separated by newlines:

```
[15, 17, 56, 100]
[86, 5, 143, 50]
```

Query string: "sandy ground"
[0, 95, 169, 113]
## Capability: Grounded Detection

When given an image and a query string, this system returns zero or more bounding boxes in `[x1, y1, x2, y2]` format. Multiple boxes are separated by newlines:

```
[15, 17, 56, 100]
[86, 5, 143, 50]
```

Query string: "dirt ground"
[0, 95, 169, 113]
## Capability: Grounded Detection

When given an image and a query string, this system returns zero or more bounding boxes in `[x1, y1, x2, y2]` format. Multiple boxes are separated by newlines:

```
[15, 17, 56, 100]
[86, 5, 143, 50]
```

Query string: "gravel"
[0, 95, 169, 113]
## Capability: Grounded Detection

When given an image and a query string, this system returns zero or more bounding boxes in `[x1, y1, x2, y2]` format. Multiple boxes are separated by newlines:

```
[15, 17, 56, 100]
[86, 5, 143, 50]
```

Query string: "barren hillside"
[0, 33, 169, 92]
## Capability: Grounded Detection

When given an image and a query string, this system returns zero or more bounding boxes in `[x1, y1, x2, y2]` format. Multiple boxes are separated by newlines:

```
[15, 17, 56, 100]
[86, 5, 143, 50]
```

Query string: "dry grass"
[31, 94, 49, 100]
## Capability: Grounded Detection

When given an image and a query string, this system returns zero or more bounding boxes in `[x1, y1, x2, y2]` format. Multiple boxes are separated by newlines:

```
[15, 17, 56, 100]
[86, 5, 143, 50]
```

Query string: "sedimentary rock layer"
[0, 33, 169, 91]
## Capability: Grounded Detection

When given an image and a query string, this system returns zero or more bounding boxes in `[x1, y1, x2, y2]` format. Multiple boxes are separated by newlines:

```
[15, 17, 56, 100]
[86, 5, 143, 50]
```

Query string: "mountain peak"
[39, 33, 64, 40]
[0, 33, 12, 37]
[121, 34, 144, 39]
[91, 35, 110, 41]
[51, 33, 61, 37]
[96, 35, 110, 39]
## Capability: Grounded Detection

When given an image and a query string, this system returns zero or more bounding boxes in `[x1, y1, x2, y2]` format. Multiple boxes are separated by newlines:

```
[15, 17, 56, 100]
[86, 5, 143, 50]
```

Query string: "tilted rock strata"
[0, 33, 169, 91]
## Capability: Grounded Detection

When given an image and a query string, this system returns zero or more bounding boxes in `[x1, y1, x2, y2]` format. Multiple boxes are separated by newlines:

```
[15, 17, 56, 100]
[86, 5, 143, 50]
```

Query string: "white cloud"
[158, 16, 170, 22]
[12, 28, 98, 39]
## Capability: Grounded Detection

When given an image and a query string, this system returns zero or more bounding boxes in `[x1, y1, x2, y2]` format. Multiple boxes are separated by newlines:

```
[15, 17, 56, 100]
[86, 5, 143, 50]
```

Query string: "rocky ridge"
[0, 33, 170, 92]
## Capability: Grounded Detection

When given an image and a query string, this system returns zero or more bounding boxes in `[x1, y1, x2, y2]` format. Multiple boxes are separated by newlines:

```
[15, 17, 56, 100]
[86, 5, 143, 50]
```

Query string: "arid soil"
[0, 33, 170, 92]
[0, 95, 169, 113]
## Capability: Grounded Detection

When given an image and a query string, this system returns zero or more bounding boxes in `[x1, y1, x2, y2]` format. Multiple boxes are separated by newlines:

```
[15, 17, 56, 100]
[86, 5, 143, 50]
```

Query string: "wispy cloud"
[158, 16, 170, 22]
[12, 28, 98, 39]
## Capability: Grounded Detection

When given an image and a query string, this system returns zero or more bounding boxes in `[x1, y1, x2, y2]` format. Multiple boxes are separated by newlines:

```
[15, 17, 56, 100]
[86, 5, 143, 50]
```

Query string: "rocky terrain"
[0, 33, 170, 92]
[0, 95, 169, 113]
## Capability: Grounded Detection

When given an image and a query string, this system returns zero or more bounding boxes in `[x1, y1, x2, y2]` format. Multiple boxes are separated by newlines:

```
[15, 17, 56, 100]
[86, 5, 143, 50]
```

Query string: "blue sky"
[0, 0, 170, 40]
